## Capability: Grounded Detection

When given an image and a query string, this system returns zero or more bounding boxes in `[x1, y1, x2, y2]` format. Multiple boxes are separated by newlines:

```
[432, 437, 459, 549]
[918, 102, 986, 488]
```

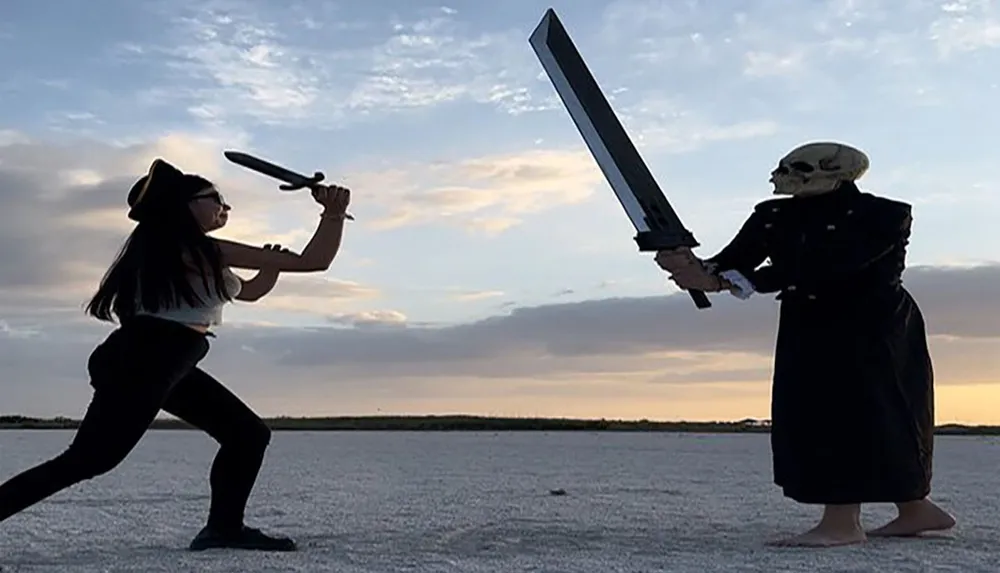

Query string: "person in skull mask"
[654, 142, 956, 547]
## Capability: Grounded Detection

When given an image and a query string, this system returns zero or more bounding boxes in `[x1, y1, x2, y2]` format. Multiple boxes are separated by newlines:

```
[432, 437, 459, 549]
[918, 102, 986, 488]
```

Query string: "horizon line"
[0, 413, 995, 429]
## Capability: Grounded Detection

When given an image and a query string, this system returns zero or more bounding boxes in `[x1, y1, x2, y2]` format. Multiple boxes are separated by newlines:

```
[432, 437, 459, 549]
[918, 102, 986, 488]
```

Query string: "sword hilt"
[688, 290, 711, 309]
[278, 171, 325, 191]
[634, 230, 713, 310]
[223, 151, 355, 220]
[279, 172, 356, 221]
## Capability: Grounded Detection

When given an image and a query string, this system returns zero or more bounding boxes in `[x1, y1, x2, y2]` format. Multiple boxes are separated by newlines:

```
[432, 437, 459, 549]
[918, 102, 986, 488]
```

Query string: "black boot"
[188, 524, 297, 552]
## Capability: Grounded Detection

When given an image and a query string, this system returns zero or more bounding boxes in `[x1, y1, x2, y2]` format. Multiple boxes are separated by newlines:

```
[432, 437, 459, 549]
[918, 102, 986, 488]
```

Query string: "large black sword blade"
[529, 8, 710, 309]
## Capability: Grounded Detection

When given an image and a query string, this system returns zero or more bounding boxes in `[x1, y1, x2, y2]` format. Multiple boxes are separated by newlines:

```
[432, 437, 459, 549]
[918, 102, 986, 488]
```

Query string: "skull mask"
[770, 142, 870, 197]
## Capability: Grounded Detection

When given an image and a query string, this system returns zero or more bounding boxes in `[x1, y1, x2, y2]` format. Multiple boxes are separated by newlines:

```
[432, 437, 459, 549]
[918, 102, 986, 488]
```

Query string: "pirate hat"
[126, 158, 200, 222]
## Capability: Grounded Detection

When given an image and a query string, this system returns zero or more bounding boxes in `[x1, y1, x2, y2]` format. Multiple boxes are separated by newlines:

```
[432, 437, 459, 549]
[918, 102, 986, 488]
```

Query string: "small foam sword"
[224, 151, 355, 220]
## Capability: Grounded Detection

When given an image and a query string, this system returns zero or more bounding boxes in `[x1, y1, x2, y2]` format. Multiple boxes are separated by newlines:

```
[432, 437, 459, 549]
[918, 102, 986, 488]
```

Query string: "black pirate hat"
[126, 159, 208, 222]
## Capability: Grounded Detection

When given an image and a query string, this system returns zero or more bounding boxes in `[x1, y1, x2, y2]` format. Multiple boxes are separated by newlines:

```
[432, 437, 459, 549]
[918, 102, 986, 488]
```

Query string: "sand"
[0, 430, 995, 572]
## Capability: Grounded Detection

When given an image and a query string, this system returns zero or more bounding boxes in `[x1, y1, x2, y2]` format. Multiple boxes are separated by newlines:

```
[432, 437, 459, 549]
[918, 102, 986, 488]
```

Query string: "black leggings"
[0, 316, 272, 530]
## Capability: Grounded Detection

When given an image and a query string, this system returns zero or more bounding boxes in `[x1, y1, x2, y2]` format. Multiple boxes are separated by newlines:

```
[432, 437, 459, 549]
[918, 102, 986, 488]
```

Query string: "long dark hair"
[85, 165, 231, 323]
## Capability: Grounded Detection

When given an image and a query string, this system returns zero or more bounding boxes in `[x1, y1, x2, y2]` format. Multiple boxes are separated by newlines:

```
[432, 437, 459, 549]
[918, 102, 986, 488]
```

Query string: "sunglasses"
[190, 190, 227, 206]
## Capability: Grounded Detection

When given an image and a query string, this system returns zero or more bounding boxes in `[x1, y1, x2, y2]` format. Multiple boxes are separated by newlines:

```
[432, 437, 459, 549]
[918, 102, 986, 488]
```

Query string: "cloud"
[0, 320, 41, 339]
[0, 130, 28, 145]
[1, 263, 995, 418]
[22, 261, 995, 383]
[594, 0, 1000, 114]
[87, 0, 790, 148]
[343, 114, 778, 233]
[328, 309, 408, 328]
[123, 1, 551, 129]
[346, 9, 552, 116]
[354, 148, 603, 231]
[929, 0, 1000, 55]
[898, 264, 999, 338]
[327, 114, 758, 238]
[257, 276, 382, 315]
[449, 290, 505, 302]
[743, 50, 807, 77]
[258, 264, 997, 376]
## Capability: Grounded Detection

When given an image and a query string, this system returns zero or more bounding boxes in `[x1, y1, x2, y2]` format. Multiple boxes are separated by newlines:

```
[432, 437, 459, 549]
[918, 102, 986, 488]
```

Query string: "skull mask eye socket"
[772, 161, 815, 176]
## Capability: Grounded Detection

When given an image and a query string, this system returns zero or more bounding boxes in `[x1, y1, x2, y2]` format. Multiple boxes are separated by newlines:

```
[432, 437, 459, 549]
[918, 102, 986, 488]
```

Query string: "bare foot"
[767, 526, 867, 548]
[868, 500, 956, 537]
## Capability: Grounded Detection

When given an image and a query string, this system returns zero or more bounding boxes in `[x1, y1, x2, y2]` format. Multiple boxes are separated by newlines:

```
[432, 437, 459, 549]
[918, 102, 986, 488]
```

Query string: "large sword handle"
[688, 290, 711, 308]
[640, 234, 714, 310]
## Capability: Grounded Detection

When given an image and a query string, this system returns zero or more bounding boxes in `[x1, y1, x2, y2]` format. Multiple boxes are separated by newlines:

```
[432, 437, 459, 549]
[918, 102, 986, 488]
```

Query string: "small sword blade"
[224, 150, 355, 220]
[224, 151, 317, 188]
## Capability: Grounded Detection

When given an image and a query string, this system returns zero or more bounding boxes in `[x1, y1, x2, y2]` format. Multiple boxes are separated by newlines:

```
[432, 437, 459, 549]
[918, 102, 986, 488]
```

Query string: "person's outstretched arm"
[654, 204, 786, 295]
[234, 245, 289, 302]
[215, 185, 351, 273]
[236, 269, 280, 301]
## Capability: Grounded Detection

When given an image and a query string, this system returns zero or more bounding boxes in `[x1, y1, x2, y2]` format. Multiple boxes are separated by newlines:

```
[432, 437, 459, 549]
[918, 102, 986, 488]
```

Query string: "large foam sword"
[529, 8, 711, 309]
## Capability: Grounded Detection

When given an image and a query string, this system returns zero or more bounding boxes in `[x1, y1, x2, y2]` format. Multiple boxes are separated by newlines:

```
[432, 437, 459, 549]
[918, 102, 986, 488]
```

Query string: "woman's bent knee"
[250, 421, 272, 450]
[231, 419, 271, 453]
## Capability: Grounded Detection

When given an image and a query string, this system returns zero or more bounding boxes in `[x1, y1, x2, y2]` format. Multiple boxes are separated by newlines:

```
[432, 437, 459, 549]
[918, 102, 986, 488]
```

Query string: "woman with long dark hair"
[0, 158, 351, 552]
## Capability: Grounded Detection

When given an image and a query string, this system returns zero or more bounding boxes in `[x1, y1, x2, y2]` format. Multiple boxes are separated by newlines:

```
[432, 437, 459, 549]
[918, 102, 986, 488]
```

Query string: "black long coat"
[705, 183, 934, 504]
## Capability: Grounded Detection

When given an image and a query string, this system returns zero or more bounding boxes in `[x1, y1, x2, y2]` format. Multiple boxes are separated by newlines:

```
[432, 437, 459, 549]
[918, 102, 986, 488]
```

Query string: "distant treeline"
[0, 415, 997, 435]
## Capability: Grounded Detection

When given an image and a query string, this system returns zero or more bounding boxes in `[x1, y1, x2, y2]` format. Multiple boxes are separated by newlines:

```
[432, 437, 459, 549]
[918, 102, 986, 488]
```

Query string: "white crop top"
[134, 268, 242, 326]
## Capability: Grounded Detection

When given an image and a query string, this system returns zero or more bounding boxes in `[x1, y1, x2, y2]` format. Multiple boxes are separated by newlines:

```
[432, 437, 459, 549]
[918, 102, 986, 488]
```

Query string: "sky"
[0, 0, 997, 424]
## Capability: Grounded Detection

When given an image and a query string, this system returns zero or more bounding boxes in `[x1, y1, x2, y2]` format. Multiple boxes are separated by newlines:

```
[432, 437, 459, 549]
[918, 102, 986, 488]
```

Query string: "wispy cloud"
[353, 148, 603, 232]
[595, 0, 1000, 112]
[930, 0, 1000, 55]
[743, 50, 808, 77]
[619, 96, 780, 151]
[449, 290, 505, 302]
[346, 9, 552, 116]
[125, 1, 550, 129]
[328, 309, 408, 328]
[0, 320, 40, 339]
[241, 276, 382, 315]
[0, 130, 29, 146]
